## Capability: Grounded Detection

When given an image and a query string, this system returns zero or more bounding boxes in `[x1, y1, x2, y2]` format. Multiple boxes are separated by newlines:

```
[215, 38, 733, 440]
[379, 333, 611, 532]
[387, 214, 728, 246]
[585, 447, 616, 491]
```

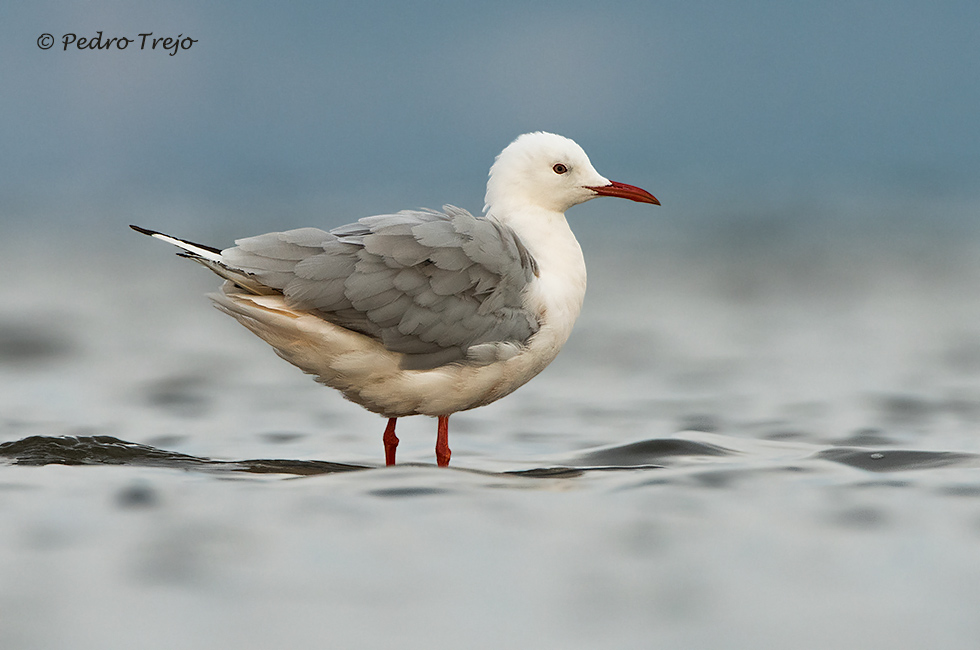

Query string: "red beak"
[586, 180, 660, 205]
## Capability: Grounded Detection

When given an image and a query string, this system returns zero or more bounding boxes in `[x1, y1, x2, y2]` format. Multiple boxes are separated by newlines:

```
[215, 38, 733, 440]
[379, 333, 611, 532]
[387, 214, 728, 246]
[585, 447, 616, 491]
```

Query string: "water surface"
[3, 235, 980, 649]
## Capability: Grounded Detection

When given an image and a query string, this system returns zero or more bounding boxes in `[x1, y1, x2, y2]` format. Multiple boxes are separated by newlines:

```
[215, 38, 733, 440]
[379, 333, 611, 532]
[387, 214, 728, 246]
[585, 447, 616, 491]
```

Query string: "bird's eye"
[552, 163, 568, 174]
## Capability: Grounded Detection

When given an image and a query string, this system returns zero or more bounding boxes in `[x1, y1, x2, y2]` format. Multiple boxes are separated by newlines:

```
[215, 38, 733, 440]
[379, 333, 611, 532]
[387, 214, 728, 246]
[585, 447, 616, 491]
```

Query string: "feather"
[141, 206, 540, 367]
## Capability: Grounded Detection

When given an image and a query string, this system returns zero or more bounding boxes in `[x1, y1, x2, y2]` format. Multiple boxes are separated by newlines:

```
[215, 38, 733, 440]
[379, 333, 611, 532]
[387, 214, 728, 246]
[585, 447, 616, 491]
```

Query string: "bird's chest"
[524, 237, 587, 346]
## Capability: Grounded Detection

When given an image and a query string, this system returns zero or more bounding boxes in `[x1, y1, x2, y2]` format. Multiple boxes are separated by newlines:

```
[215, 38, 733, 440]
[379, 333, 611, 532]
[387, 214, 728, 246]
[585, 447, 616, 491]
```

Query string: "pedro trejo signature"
[38, 32, 197, 56]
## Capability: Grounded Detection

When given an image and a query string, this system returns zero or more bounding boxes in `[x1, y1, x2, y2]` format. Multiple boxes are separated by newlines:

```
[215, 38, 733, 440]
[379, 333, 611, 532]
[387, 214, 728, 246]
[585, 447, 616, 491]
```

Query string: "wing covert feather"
[217, 206, 539, 367]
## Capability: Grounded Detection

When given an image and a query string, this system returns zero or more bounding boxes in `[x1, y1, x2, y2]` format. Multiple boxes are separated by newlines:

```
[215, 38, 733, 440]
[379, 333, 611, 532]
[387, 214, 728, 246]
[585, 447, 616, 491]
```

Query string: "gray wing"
[221, 206, 540, 369]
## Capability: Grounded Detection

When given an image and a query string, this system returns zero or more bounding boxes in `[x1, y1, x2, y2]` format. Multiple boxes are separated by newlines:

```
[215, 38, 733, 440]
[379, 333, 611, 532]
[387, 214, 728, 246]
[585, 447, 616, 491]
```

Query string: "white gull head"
[484, 131, 659, 216]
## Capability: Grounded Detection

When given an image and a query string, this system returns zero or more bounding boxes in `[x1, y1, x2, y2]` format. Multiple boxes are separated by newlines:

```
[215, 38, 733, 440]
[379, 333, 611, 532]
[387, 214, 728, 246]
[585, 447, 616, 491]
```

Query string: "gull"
[132, 132, 659, 466]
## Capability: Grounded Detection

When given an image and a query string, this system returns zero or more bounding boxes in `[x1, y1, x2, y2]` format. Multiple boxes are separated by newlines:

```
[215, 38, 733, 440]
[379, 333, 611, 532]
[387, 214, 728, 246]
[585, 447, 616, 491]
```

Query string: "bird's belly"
[334, 322, 567, 417]
[211, 290, 568, 418]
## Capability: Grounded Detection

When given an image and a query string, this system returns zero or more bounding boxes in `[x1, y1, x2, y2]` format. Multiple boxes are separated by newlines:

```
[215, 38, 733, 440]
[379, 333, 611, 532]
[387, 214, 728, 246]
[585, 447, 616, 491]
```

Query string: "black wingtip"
[130, 224, 158, 236]
[130, 224, 225, 255]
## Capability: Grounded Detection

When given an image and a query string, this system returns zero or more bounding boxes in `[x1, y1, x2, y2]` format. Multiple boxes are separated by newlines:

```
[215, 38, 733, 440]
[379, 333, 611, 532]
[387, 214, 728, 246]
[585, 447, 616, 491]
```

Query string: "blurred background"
[3, 0, 977, 250]
[3, 3, 980, 649]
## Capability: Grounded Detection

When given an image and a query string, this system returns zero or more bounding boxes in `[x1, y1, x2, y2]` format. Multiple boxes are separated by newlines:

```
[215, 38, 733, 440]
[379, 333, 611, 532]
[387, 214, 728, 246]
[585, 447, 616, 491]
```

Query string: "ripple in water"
[2, 433, 977, 479]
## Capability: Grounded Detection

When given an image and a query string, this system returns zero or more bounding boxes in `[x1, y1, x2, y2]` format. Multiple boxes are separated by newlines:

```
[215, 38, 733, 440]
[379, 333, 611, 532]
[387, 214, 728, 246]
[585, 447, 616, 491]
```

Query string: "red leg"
[383, 417, 399, 466]
[435, 415, 451, 467]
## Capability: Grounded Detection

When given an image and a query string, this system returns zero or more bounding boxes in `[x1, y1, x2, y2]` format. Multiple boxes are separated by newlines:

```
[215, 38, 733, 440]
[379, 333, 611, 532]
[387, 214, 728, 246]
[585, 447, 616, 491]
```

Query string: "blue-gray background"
[5, 5, 980, 649]
[3, 0, 978, 249]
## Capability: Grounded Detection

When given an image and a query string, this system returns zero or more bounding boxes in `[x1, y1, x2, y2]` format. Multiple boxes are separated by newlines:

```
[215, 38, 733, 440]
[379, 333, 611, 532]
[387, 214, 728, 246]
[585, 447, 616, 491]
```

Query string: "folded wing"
[218, 206, 540, 369]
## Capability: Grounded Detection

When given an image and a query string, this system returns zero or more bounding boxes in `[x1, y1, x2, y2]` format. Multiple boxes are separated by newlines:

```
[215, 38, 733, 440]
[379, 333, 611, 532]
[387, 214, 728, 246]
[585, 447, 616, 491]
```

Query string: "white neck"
[490, 205, 587, 339]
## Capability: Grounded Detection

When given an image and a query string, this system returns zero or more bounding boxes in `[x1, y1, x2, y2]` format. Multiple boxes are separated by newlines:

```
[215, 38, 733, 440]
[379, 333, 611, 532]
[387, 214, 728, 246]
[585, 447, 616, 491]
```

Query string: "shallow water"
[3, 234, 980, 649]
